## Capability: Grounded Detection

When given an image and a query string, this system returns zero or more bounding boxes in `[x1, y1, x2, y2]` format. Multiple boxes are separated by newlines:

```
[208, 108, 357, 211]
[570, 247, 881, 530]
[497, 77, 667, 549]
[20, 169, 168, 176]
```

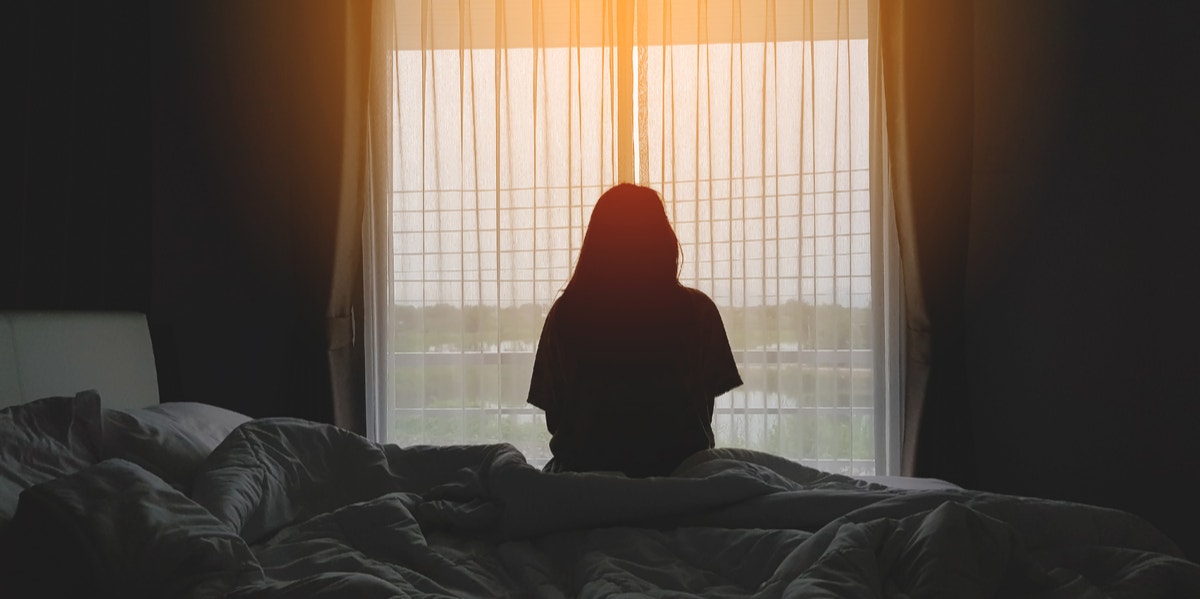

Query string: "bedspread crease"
[2, 417, 1197, 598]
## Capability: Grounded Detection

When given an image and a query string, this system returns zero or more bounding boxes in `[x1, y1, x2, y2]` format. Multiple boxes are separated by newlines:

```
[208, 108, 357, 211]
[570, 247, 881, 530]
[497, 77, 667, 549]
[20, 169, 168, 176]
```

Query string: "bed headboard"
[0, 311, 160, 410]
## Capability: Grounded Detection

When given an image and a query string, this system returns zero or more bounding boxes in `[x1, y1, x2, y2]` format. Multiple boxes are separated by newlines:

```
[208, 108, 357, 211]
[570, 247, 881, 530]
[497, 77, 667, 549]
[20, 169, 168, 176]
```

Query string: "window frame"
[363, 0, 900, 475]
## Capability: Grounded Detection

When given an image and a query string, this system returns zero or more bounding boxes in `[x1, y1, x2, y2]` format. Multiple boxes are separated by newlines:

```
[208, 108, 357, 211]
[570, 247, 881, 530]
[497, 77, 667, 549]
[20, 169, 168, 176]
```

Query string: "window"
[365, 0, 898, 476]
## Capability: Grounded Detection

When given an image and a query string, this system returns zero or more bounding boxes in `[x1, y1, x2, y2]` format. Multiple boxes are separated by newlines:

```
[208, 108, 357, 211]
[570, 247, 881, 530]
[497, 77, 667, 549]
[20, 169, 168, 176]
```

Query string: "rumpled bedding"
[2, 418, 1198, 598]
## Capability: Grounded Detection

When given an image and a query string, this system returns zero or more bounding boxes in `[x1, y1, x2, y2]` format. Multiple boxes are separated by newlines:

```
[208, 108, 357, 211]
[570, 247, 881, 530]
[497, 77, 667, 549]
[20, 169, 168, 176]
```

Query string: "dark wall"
[3, 2, 151, 312]
[967, 1, 1200, 559]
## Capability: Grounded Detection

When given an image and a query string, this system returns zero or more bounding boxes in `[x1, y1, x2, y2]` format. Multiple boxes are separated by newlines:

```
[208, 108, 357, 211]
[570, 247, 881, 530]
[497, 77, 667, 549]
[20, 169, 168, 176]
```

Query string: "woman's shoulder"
[679, 286, 721, 315]
[544, 294, 571, 322]
[679, 285, 715, 303]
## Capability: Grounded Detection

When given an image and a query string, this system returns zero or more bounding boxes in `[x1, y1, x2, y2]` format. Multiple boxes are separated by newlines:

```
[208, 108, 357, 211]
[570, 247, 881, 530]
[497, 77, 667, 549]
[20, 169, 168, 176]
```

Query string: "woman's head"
[567, 184, 681, 293]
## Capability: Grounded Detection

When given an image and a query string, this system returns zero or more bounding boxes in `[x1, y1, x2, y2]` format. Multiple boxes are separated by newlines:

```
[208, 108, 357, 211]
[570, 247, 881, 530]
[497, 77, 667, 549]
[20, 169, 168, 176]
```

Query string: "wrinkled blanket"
[3, 418, 1198, 598]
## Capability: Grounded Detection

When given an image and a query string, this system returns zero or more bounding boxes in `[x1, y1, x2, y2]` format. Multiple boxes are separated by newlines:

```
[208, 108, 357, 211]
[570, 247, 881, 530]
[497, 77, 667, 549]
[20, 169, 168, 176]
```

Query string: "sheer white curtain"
[365, 0, 893, 475]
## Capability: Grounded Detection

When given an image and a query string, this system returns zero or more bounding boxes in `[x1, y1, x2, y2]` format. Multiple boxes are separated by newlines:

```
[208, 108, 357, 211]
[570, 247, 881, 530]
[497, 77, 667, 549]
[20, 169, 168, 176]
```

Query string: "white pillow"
[102, 402, 251, 493]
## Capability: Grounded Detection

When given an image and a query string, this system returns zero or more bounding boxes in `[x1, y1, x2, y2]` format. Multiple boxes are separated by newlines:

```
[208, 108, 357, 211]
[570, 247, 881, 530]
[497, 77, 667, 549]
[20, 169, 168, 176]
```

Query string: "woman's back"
[526, 184, 742, 477]
[528, 285, 741, 477]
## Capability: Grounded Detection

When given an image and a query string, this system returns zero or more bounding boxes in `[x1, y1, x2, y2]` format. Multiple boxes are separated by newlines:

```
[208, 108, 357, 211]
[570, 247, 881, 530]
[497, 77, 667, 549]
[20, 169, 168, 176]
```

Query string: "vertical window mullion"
[617, 0, 635, 181]
[636, 0, 649, 183]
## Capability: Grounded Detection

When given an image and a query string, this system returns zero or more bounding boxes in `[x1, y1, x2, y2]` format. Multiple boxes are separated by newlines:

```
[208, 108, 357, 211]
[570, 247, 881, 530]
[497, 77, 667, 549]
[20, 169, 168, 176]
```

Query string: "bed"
[2, 312, 1198, 598]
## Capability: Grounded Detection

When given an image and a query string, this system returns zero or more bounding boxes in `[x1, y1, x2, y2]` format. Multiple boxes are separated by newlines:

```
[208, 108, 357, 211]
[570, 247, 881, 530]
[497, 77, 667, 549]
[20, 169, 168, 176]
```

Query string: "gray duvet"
[3, 418, 1198, 598]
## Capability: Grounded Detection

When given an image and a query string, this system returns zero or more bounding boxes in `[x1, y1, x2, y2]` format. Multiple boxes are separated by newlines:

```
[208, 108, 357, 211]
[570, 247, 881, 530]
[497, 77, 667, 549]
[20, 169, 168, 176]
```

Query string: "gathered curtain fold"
[325, 1, 378, 434]
[879, 1, 975, 482]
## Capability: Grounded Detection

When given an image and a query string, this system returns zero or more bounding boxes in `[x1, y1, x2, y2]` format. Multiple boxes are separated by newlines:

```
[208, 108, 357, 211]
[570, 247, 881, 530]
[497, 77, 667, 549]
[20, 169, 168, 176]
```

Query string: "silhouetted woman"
[527, 184, 742, 477]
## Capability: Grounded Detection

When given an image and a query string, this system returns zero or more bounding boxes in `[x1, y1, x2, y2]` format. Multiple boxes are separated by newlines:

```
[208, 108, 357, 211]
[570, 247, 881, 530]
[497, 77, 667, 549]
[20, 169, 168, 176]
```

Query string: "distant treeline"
[390, 300, 872, 351]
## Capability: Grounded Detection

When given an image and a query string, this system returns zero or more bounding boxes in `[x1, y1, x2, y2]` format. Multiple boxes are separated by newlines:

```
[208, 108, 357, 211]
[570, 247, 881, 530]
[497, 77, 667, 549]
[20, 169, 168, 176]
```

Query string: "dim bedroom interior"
[3, 0, 1199, 597]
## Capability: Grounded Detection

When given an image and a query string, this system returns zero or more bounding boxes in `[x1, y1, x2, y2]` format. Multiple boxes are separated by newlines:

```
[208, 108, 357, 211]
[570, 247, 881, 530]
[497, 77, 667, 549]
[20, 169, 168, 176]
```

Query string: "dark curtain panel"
[880, 1, 976, 483]
[152, 0, 365, 425]
[327, 2, 373, 434]
[3, 1, 151, 313]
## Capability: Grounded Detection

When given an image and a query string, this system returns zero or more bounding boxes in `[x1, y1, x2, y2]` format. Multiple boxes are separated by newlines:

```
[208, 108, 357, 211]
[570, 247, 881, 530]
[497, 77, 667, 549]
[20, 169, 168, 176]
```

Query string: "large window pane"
[377, 0, 881, 475]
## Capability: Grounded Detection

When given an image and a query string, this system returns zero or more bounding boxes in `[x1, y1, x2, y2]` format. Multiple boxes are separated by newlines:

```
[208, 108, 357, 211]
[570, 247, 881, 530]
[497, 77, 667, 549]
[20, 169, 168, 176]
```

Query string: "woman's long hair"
[564, 184, 682, 298]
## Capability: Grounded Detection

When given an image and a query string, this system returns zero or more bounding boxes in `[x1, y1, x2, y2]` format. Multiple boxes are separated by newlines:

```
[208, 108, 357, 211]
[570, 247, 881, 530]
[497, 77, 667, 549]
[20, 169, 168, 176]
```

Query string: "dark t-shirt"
[527, 286, 742, 477]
